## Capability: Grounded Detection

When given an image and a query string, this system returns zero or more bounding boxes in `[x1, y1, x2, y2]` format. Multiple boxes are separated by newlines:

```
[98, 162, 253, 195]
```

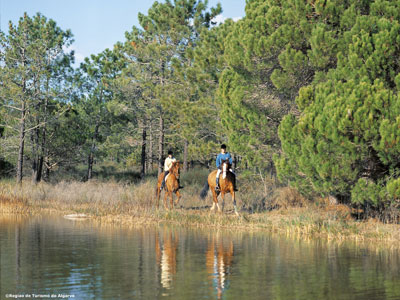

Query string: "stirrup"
[215, 185, 220, 192]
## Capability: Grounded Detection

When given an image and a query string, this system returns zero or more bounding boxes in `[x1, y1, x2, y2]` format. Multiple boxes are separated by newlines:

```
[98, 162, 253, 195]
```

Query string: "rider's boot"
[160, 180, 165, 191]
[160, 175, 166, 191]
[215, 177, 220, 192]
[160, 171, 169, 191]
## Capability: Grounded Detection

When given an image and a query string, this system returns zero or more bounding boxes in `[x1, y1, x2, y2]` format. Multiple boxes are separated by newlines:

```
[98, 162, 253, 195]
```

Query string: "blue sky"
[0, 0, 245, 65]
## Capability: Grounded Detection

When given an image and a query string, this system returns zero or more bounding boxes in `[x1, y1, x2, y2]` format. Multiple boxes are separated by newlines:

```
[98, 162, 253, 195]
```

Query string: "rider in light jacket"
[161, 150, 176, 191]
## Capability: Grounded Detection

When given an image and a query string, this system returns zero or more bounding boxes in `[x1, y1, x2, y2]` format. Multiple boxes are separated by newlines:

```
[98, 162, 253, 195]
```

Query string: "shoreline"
[2, 195, 400, 245]
[1, 179, 400, 245]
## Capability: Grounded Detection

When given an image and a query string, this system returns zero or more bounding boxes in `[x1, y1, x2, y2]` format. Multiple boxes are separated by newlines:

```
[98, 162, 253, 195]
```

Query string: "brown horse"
[156, 161, 182, 210]
[200, 159, 238, 215]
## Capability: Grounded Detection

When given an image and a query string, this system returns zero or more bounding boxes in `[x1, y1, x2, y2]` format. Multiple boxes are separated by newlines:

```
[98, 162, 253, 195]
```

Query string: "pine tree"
[121, 0, 221, 174]
[78, 49, 124, 180]
[219, 0, 365, 175]
[276, 1, 400, 212]
[0, 13, 73, 183]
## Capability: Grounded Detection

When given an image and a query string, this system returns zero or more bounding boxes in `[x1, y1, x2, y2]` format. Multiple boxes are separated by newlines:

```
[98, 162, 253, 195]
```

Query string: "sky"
[0, 0, 245, 65]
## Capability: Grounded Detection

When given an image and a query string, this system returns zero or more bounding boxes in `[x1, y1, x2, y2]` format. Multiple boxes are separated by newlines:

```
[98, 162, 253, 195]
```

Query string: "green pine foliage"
[0, 12, 74, 181]
[276, 1, 400, 210]
[217, 0, 359, 170]
[119, 0, 222, 170]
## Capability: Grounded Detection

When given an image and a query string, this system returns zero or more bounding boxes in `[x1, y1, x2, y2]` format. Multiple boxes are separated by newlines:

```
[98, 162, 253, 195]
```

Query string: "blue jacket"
[216, 152, 233, 168]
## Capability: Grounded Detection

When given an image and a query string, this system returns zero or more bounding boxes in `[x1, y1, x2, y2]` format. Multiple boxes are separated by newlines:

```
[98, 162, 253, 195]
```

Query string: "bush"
[0, 158, 13, 178]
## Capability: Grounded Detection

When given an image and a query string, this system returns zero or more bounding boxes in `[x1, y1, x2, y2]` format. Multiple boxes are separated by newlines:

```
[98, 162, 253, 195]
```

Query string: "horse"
[156, 161, 182, 210]
[200, 159, 238, 215]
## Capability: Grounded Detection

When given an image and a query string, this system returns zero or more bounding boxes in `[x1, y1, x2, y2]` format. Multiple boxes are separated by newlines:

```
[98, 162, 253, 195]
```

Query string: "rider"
[161, 150, 176, 191]
[215, 144, 237, 192]
[160, 150, 183, 191]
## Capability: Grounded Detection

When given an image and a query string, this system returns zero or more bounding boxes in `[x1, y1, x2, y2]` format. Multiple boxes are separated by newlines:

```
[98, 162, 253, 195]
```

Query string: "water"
[1, 215, 400, 300]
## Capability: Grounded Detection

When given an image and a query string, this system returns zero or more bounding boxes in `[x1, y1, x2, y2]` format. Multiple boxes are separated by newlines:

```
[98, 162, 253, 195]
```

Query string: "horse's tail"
[200, 181, 209, 199]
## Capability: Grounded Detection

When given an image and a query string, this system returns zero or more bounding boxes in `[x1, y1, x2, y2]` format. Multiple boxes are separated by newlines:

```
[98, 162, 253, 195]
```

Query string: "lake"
[1, 215, 400, 299]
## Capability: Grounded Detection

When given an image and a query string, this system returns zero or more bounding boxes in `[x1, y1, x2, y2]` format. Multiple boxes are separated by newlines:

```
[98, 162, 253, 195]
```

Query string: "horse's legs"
[156, 175, 163, 208]
[174, 190, 181, 207]
[219, 192, 225, 213]
[163, 190, 169, 210]
[230, 188, 239, 216]
[211, 189, 218, 212]
[156, 186, 161, 208]
[170, 190, 174, 209]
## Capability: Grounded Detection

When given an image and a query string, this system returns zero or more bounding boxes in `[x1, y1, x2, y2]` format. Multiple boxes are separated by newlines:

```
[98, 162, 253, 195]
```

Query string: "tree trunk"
[32, 76, 42, 184]
[43, 152, 50, 182]
[17, 101, 26, 184]
[32, 128, 43, 184]
[147, 120, 153, 173]
[158, 115, 164, 176]
[269, 160, 275, 179]
[158, 59, 166, 176]
[87, 153, 94, 181]
[41, 58, 53, 182]
[31, 132, 38, 183]
[35, 157, 43, 183]
[17, 48, 27, 184]
[32, 138, 43, 184]
[37, 76, 50, 183]
[87, 122, 100, 181]
[183, 139, 188, 172]
[140, 119, 147, 179]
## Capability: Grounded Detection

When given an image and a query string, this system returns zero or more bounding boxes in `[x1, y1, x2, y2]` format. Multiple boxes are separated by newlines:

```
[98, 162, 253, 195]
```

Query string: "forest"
[2, 0, 400, 221]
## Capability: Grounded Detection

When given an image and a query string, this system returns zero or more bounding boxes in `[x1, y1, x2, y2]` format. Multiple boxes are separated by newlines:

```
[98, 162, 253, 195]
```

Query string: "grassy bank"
[1, 175, 400, 243]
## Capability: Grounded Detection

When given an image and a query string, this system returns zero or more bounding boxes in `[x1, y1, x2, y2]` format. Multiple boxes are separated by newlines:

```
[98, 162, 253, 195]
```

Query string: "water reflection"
[155, 228, 179, 290]
[206, 233, 234, 299]
[1, 215, 400, 300]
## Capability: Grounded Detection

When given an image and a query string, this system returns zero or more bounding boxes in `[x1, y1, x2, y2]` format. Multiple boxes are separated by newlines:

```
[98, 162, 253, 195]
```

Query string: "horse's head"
[221, 159, 231, 179]
[221, 159, 231, 171]
[171, 161, 181, 179]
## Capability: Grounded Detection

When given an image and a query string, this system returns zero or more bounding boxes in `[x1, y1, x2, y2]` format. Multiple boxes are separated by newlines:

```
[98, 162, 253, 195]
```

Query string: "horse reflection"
[206, 235, 234, 299]
[155, 230, 179, 290]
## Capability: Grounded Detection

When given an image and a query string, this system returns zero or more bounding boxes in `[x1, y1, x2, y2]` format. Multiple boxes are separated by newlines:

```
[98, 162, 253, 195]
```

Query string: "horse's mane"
[170, 161, 180, 172]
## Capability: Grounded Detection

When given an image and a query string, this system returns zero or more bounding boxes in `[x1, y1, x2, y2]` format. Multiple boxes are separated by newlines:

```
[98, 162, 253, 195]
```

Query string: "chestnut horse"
[156, 161, 182, 209]
[200, 159, 238, 215]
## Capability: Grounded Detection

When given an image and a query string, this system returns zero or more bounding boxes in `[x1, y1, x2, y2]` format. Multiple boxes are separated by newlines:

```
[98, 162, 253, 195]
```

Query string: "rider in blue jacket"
[215, 144, 237, 192]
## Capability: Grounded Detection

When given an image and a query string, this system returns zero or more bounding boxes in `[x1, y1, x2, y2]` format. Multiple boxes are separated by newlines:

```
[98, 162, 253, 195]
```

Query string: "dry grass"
[271, 186, 309, 208]
[1, 178, 400, 243]
[0, 179, 157, 218]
